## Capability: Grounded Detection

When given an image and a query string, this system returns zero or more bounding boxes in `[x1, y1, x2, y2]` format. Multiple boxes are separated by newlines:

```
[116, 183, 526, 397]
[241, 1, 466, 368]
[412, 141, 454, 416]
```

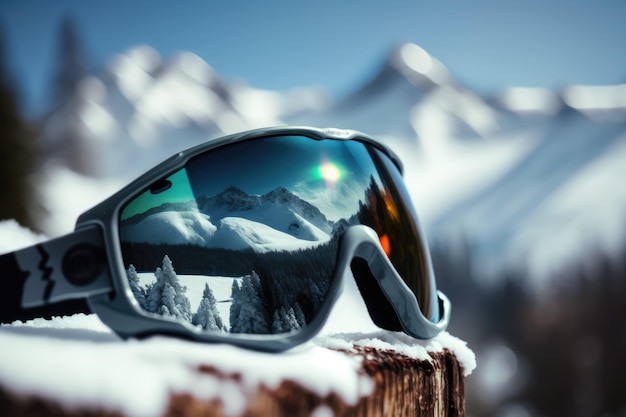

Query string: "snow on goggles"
[0, 126, 450, 351]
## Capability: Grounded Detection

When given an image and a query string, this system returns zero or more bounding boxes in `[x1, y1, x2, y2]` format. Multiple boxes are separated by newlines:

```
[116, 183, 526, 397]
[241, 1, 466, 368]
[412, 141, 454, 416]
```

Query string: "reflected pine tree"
[356, 174, 428, 307]
[230, 272, 270, 334]
[123, 237, 339, 335]
[193, 283, 225, 332]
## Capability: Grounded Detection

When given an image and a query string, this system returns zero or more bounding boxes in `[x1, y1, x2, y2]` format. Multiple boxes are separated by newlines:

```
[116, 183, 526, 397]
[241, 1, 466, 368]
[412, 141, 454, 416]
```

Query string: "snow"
[406, 129, 541, 225]
[125, 212, 328, 253]
[563, 83, 626, 112]
[499, 87, 561, 115]
[317, 330, 476, 375]
[122, 187, 333, 253]
[0, 319, 362, 417]
[0, 218, 475, 417]
[122, 210, 217, 246]
[507, 133, 626, 289]
[210, 216, 328, 252]
[40, 164, 125, 237]
[393, 43, 453, 87]
[0, 219, 47, 253]
[0, 314, 474, 417]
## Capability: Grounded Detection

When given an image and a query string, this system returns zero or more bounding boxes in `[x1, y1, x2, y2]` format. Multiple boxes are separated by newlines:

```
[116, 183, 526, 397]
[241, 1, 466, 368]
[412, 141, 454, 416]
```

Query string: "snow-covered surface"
[0, 220, 475, 417]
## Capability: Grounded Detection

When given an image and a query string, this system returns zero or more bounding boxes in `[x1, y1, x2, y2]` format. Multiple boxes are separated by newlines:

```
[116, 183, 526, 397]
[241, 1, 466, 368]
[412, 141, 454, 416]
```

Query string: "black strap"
[0, 251, 90, 323]
[0, 225, 113, 324]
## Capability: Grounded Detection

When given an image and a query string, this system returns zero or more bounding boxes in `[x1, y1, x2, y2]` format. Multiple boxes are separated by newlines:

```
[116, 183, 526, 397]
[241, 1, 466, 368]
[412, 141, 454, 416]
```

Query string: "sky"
[1, 1, 625, 116]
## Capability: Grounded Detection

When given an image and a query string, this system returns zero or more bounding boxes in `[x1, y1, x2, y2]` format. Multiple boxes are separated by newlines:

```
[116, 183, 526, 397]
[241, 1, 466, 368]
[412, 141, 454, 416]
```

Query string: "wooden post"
[0, 346, 466, 417]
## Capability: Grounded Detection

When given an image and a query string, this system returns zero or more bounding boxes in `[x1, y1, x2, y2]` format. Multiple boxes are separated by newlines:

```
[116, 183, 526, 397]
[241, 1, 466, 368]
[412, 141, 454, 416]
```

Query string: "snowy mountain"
[287, 44, 626, 286]
[120, 210, 217, 246]
[40, 42, 626, 287]
[198, 186, 333, 235]
[41, 45, 329, 179]
[120, 186, 333, 252]
[429, 106, 626, 284]
[288, 43, 500, 154]
[208, 217, 327, 252]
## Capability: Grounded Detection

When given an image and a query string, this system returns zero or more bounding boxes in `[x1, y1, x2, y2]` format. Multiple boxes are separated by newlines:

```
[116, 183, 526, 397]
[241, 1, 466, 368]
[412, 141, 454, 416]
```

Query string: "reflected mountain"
[120, 186, 336, 253]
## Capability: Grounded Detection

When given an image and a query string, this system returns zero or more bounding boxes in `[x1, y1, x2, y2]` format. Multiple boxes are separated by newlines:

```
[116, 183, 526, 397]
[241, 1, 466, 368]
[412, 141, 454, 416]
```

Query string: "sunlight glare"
[321, 162, 341, 183]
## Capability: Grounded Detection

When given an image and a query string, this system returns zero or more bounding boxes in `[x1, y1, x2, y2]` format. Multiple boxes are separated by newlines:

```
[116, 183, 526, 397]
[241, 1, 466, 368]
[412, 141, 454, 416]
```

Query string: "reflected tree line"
[125, 238, 338, 334]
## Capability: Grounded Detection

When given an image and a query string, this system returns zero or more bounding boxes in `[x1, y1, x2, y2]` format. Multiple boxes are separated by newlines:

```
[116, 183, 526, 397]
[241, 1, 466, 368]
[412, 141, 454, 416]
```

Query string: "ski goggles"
[0, 126, 450, 351]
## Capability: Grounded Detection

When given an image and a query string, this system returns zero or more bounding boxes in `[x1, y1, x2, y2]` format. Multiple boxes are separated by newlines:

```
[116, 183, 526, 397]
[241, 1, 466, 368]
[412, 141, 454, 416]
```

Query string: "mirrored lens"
[357, 147, 439, 322]
[118, 135, 436, 334]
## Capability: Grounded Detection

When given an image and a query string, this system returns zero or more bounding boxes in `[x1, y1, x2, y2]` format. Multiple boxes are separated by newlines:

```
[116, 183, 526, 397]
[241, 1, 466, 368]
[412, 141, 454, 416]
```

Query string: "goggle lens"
[119, 135, 436, 335]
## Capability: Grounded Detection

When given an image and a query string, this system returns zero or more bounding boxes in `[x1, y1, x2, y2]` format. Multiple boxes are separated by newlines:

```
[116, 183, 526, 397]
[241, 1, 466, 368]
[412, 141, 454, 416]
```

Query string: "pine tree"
[126, 264, 147, 309]
[50, 16, 87, 107]
[285, 307, 300, 332]
[147, 268, 163, 313]
[272, 310, 284, 334]
[146, 255, 193, 323]
[230, 272, 270, 334]
[229, 279, 241, 331]
[159, 282, 177, 317]
[0, 24, 43, 230]
[44, 14, 94, 175]
[192, 283, 225, 331]
[205, 283, 225, 330]
[159, 305, 171, 317]
[293, 302, 306, 328]
[271, 306, 302, 334]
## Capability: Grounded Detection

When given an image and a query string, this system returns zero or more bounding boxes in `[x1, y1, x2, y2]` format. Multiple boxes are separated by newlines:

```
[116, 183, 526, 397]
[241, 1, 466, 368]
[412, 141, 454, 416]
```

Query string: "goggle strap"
[0, 225, 113, 323]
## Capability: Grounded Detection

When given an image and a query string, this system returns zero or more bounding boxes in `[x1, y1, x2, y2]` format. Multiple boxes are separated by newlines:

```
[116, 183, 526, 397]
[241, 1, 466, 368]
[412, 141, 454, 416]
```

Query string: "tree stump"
[0, 328, 469, 417]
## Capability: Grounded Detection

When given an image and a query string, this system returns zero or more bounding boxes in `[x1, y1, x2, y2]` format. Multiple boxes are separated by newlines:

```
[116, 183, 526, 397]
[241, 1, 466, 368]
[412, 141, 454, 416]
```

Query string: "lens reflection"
[359, 147, 437, 321]
[119, 136, 367, 334]
[118, 135, 436, 334]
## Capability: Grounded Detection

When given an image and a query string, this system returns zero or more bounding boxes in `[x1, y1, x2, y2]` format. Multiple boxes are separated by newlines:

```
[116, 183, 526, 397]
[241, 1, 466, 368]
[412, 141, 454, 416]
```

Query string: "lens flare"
[379, 234, 391, 257]
[320, 162, 341, 183]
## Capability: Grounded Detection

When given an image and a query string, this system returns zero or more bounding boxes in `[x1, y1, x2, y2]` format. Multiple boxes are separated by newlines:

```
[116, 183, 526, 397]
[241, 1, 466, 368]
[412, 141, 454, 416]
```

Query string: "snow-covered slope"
[121, 187, 332, 252]
[199, 186, 332, 236]
[209, 216, 327, 252]
[288, 43, 500, 156]
[120, 210, 217, 246]
[427, 107, 626, 284]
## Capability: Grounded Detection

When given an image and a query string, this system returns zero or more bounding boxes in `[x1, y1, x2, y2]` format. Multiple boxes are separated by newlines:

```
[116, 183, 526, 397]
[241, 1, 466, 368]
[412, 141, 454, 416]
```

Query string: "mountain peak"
[261, 186, 314, 211]
[261, 187, 295, 203]
[387, 43, 454, 88]
[206, 186, 262, 211]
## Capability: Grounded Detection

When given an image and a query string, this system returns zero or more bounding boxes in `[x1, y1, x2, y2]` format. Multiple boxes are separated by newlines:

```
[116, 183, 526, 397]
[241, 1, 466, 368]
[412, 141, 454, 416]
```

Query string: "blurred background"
[1, 1, 625, 416]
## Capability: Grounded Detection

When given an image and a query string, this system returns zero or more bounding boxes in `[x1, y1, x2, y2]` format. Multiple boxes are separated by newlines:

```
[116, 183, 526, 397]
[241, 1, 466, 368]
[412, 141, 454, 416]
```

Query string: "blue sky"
[2, 1, 625, 116]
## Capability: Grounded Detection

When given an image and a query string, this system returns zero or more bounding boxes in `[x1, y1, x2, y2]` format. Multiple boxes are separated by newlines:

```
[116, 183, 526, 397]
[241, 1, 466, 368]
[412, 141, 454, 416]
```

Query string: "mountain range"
[41, 42, 626, 287]
[120, 186, 333, 252]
